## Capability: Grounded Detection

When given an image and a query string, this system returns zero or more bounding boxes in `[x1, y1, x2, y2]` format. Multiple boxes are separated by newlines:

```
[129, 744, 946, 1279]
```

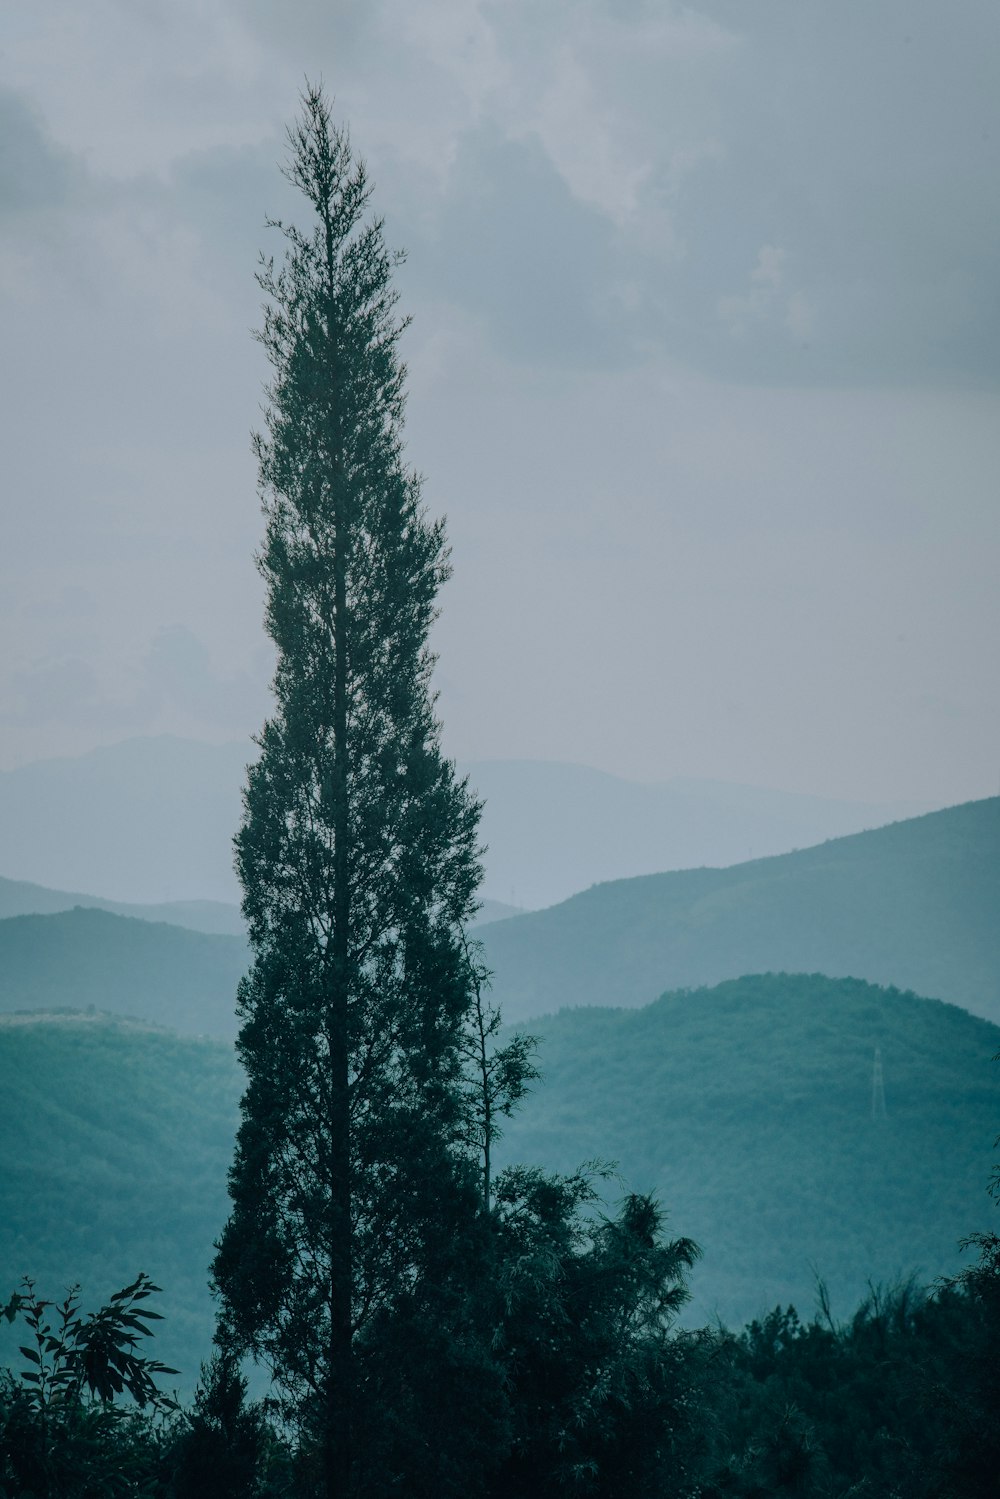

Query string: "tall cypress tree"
[212, 86, 484, 1499]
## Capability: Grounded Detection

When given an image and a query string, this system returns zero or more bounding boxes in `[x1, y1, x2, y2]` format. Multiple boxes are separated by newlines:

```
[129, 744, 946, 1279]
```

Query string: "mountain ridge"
[479, 795, 1000, 1024]
[0, 734, 944, 909]
[0, 874, 245, 935]
[0, 907, 248, 1037]
[1, 797, 995, 1038]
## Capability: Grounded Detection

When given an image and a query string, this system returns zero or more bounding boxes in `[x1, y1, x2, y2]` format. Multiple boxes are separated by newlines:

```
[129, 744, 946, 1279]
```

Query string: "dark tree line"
[4, 1238, 1000, 1497]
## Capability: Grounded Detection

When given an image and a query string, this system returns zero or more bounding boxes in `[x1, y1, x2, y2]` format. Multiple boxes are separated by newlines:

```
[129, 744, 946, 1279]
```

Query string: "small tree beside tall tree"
[213, 83, 700, 1499]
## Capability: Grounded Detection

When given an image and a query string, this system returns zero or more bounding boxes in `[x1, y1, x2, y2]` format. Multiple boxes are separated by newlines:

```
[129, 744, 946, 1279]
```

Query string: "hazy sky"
[2, 1, 998, 803]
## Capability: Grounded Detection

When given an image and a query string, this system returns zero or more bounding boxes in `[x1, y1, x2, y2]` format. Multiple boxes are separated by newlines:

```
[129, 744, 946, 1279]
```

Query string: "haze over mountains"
[465, 760, 938, 910]
[2, 796, 995, 1038]
[480, 798, 1000, 1025]
[0, 736, 937, 910]
[0, 875, 245, 936]
[0, 876, 515, 938]
[0, 734, 995, 1395]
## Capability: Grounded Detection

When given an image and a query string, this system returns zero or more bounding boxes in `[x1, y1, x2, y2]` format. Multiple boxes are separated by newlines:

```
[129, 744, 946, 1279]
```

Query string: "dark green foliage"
[212, 86, 486, 1493]
[480, 795, 1000, 1023]
[5, 1262, 998, 1498]
[168, 1353, 292, 1499]
[458, 937, 540, 1210]
[698, 1269, 1000, 1499]
[0, 908, 247, 1036]
[2, 1274, 176, 1411]
[0, 1276, 175, 1498]
[347, 1258, 511, 1499]
[933, 1147, 1000, 1499]
[486, 1165, 702, 1498]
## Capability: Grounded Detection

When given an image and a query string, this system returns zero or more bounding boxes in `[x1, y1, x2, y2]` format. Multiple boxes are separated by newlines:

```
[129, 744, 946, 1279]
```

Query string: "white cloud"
[718, 244, 813, 344]
[751, 244, 786, 288]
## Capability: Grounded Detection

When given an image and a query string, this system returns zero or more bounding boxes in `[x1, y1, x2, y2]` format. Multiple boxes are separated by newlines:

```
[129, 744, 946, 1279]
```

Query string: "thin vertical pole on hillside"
[871, 1046, 887, 1121]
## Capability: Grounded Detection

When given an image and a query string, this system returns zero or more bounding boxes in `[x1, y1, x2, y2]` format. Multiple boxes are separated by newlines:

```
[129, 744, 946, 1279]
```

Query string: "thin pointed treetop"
[213, 86, 486, 1494]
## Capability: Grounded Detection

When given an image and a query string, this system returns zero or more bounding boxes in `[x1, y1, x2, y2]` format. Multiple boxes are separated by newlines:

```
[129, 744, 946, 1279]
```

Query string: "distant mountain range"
[2, 798, 995, 1037]
[480, 797, 1000, 1024]
[3, 976, 996, 1384]
[0, 735, 937, 909]
[466, 759, 938, 910]
[0, 877, 518, 942]
[0, 738, 249, 905]
[0, 875, 245, 936]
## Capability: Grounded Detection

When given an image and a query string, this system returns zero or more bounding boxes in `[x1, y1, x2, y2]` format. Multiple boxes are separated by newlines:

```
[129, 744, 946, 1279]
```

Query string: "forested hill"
[2, 975, 996, 1383]
[0, 897, 517, 1040]
[499, 972, 1000, 1326]
[0, 908, 247, 1037]
[0, 1012, 240, 1388]
[480, 796, 1000, 1023]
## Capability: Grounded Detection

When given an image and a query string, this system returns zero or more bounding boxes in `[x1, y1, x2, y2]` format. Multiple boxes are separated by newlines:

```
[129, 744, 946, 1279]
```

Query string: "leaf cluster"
[0, 1275, 178, 1498]
[3, 1274, 176, 1413]
[484, 1163, 703, 1497]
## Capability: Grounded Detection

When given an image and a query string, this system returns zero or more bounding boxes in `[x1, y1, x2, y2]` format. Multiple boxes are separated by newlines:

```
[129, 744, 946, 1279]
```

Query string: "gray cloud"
[5, 4, 999, 384]
[399, 124, 628, 367]
[0, 89, 76, 216]
[143, 626, 271, 731]
[1, 2, 998, 805]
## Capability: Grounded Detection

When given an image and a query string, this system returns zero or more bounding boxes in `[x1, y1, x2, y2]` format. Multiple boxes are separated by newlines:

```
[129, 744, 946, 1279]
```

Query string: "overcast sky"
[1, 0, 998, 804]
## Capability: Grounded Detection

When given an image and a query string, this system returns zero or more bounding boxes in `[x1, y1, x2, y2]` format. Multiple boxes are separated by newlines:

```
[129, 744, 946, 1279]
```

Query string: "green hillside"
[0, 908, 247, 1037]
[480, 797, 1000, 1023]
[500, 973, 1000, 1325]
[2, 977, 997, 1384]
[0, 1013, 240, 1390]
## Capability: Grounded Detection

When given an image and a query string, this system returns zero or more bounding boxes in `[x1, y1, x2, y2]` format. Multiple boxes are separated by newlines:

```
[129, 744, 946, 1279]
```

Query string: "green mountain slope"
[480, 797, 1000, 1023]
[0, 908, 247, 1037]
[0, 874, 244, 935]
[500, 972, 1000, 1325]
[2, 977, 996, 1382]
[0, 1013, 240, 1390]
